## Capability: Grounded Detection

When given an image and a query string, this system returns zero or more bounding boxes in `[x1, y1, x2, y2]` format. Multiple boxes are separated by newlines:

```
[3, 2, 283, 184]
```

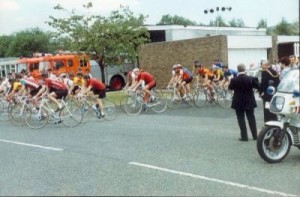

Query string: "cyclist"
[211, 65, 224, 90]
[19, 77, 42, 98]
[59, 73, 74, 90]
[221, 64, 237, 89]
[82, 74, 106, 118]
[195, 63, 215, 101]
[34, 74, 68, 112]
[0, 76, 11, 95]
[123, 69, 138, 91]
[174, 64, 193, 99]
[69, 72, 86, 95]
[5, 74, 22, 101]
[131, 68, 156, 103]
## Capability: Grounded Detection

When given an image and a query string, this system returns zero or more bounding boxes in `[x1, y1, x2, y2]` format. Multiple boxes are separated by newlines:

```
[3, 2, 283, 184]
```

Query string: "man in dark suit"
[259, 59, 280, 122]
[229, 63, 260, 141]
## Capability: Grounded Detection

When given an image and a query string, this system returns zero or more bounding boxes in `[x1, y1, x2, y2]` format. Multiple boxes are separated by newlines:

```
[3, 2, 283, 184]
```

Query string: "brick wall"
[137, 35, 228, 88]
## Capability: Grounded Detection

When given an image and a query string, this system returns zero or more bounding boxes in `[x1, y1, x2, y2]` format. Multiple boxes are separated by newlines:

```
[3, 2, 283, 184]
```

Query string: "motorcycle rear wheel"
[257, 126, 291, 163]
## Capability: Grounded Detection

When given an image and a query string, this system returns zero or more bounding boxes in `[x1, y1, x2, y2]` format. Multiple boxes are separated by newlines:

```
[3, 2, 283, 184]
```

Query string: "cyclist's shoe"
[92, 105, 97, 111]
[55, 105, 65, 112]
[97, 113, 105, 119]
[54, 119, 63, 124]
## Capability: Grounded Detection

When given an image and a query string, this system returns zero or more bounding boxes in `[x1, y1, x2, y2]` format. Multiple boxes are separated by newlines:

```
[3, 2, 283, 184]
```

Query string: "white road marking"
[129, 162, 297, 197]
[0, 139, 64, 151]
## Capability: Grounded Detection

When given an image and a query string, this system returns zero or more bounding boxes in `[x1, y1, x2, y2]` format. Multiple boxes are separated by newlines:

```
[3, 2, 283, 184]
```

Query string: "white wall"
[228, 48, 267, 70]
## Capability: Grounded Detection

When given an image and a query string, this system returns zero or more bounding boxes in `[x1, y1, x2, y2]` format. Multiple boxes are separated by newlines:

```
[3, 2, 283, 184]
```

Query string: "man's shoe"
[239, 138, 248, 141]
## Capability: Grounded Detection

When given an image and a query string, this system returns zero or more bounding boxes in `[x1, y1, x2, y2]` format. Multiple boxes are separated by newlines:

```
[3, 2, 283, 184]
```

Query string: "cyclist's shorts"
[183, 77, 193, 84]
[29, 86, 42, 96]
[146, 80, 156, 90]
[52, 88, 68, 99]
[92, 88, 106, 99]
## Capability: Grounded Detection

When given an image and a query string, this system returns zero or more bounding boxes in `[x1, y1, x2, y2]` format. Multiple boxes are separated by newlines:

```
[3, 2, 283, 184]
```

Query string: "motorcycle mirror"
[267, 86, 276, 95]
[293, 89, 300, 98]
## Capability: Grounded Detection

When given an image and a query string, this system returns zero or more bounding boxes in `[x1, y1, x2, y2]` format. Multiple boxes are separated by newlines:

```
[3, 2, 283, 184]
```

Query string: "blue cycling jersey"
[224, 69, 238, 77]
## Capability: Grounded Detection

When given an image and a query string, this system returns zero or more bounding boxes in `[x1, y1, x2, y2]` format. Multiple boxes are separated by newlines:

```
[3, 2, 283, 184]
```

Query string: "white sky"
[0, 0, 299, 35]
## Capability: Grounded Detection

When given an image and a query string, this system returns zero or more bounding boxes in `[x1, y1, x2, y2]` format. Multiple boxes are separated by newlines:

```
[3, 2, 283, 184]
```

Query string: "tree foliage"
[46, 3, 149, 65]
[228, 18, 245, 27]
[272, 18, 298, 35]
[157, 14, 197, 26]
[3, 28, 50, 57]
[209, 16, 228, 27]
[0, 35, 13, 57]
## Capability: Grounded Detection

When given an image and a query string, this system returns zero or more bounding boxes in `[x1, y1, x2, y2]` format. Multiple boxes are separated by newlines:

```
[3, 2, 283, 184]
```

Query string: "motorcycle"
[257, 68, 300, 163]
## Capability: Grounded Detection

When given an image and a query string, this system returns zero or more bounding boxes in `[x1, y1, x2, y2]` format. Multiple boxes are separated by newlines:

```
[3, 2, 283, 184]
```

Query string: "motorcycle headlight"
[270, 96, 285, 112]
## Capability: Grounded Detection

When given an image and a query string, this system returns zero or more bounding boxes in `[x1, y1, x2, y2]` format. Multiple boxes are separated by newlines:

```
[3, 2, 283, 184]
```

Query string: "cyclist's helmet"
[172, 64, 178, 70]
[83, 74, 91, 80]
[194, 61, 202, 67]
[176, 64, 182, 69]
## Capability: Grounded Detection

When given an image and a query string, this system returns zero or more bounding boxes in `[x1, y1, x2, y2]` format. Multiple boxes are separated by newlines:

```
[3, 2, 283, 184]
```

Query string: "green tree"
[6, 28, 50, 57]
[209, 16, 228, 27]
[157, 14, 197, 26]
[0, 35, 14, 57]
[46, 3, 149, 82]
[257, 19, 267, 29]
[228, 18, 245, 27]
[272, 18, 295, 35]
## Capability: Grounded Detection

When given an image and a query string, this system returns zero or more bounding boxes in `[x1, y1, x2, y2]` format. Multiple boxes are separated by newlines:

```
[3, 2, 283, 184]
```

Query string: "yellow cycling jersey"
[12, 82, 22, 91]
[213, 69, 224, 79]
[73, 77, 85, 86]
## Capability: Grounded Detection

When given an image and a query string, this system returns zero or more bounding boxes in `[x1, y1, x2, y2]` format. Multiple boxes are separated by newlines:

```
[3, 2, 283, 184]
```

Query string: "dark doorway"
[149, 30, 166, 43]
[278, 43, 294, 59]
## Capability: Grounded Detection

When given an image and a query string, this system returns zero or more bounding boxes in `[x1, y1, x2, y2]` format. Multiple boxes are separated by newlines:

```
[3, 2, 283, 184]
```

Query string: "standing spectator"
[289, 55, 299, 69]
[279, 56, 291, 80]
[229, 63, 260, 141]
[259, 59, 280, 122]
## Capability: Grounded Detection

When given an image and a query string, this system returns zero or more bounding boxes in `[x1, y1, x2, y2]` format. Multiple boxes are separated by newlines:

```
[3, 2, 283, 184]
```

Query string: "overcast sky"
[0, 0, 299, 35]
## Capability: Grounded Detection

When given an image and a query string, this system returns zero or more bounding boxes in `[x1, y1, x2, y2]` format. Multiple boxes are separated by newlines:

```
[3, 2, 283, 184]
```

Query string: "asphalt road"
[0, 100, 299, 196]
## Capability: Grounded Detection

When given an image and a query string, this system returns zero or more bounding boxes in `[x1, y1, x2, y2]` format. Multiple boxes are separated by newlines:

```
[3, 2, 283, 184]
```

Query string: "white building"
[145, 25, 299, 69]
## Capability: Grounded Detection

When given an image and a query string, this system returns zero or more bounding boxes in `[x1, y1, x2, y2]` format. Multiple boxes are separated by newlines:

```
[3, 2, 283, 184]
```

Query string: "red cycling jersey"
[137, 72, 154, 84]
[85, 78, 106, 90]
[45, 78, 67, 90]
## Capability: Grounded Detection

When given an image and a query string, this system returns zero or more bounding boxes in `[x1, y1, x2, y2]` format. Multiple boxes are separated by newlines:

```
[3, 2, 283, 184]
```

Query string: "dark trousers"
[235, 109, 257, 140]
[263, 101, 278, 122]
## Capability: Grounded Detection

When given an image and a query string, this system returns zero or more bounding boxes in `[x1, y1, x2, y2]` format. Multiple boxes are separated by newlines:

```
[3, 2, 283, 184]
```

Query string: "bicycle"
[25, 96, 83, 129]
[193, 82, 217, 108]
[166, 86, 195, 110]
[123, 88, 167, 115]
[214, 83, 233, 108]
[78, 95, 117, 122]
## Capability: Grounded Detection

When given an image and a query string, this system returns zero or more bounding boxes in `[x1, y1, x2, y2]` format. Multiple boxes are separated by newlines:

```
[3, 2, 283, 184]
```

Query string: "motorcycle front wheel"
[257, 126, 291, 163]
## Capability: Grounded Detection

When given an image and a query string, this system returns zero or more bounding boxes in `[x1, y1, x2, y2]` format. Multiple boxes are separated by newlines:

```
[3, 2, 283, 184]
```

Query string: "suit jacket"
[229, 73, 260, 110]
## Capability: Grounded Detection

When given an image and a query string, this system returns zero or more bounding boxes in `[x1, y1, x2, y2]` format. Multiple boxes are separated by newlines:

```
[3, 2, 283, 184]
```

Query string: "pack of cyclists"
[1, 69, 107, 119]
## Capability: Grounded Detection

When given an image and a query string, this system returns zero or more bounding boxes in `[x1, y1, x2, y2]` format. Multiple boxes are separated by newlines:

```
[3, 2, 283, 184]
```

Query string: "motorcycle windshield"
[277, 69, 300, 93]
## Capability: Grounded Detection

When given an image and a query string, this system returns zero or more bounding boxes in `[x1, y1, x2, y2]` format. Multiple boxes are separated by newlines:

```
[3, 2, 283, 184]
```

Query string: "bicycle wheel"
[217, 89, 233, 108]
[102, 99, 117, 121]
[80, 103, 94, 123]
[123, 94, 143, 115]
[0, 100, 10, 121]
[167, 91, 181, 110]
[151, 90, 168, 113]
[8, 103, 27, 126]
[185, 93, 195, 107]
[25, 107, 49, 129]
[119, 94, 129, 113]
[193, 89, 206, 108]
[60, 103, 83, 127]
